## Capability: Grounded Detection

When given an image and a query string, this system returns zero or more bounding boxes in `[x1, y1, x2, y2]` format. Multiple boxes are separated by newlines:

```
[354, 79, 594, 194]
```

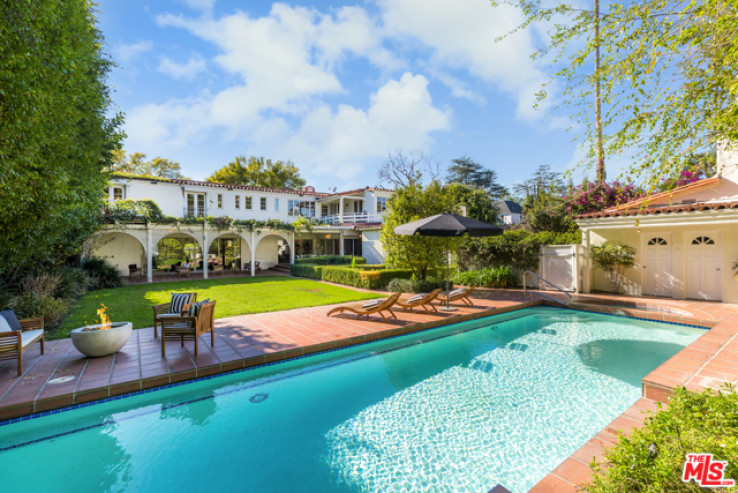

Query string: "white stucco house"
[88, 175, 393, 281]
[576, 143, 738, 303]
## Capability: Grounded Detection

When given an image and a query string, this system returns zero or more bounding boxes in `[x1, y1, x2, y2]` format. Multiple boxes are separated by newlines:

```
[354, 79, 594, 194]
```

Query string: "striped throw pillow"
[188, 299, 210, 317]
[169, 293, 194, 314]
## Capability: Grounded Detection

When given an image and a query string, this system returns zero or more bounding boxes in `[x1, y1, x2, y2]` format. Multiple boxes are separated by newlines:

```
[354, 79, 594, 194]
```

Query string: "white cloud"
[379, 0, 548, 119]
[276, 73, 451, 181]
[158, 55, 207, 80]
[114, 40, 153, 64]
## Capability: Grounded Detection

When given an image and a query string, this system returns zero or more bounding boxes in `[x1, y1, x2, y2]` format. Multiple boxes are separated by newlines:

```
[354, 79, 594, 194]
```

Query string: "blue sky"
[98, 0, 598, 192]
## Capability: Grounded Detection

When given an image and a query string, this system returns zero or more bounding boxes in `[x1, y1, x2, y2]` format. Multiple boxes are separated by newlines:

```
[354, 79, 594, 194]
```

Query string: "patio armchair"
[0, 312, 45, 375]
[152, 292, 197, 338]
[160, 300, 216, 357]
[396, 288, 442, 313]
[210, 264, 225, 276]
[326, 292, 401, 322]
[176, 263, 192, 278]
[436, 286, 476, 307]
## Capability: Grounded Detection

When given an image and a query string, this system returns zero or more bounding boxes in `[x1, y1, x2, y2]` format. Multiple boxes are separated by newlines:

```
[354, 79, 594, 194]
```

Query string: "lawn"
[56, 276, 381, 340]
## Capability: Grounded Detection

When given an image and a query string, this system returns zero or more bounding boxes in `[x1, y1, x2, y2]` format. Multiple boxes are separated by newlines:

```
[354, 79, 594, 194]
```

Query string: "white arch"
[87, 231, 147, 276]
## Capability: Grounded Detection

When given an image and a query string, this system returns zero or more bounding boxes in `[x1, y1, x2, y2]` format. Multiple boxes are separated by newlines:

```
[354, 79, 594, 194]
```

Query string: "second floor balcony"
[183, 206, 207, 218]
[318, 211, 384, 225]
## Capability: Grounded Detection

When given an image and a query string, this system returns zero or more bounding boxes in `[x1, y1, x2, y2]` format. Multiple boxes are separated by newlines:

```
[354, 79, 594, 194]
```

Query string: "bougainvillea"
[568, 181, 642, 215]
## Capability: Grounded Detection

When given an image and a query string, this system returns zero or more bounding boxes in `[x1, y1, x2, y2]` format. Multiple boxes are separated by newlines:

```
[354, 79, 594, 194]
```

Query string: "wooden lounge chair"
[436, 286, 476, 306]
[152, 292, 197, 338]
[210, 264, 225, 276]
[0, 312, 44, 375]
[326, 292, 401, 322]
[396, 288, 442, 312]
[160, 300, 216, 357]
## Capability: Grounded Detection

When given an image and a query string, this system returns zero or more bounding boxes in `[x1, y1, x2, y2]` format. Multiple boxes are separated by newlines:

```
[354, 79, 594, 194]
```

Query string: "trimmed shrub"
[289, 263, 323, 279]
[453, 266, 518, 288]
[457, 230, 582, 272]
[82, 258, 123, 290]
[321, 266, 366, 288]
[387, 277, 447, 293]
[293, 255, 366, 266]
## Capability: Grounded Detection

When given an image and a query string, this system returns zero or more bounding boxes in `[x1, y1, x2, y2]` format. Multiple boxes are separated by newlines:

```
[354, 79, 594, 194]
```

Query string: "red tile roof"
[577, 200, 738, 219]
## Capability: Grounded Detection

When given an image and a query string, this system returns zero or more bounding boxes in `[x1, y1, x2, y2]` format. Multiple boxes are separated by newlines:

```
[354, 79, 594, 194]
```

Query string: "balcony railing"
[318, 212, 384, 225]
[183, 207, 207, 218]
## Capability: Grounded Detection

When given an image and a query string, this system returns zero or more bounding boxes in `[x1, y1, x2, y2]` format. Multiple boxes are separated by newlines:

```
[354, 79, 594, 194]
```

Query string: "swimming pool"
[0, 307, 703, 492]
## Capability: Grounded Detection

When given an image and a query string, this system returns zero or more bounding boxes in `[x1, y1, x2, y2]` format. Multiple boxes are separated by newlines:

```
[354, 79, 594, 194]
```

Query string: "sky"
[98, 0, 604, 193]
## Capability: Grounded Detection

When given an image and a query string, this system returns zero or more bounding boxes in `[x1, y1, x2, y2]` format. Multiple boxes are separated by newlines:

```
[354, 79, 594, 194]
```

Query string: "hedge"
[293, 255, 366, 266]
[319, 266, 414, 289]
[289, 263, 323, 279]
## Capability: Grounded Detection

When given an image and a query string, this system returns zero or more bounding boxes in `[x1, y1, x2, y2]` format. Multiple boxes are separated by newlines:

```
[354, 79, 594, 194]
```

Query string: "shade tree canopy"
[207, 156, 306, 190]
[504, 0, 738, 187]
[445, 156, 508, 200]
[0, 0, 122, 274]
[109, 150, 187, 179]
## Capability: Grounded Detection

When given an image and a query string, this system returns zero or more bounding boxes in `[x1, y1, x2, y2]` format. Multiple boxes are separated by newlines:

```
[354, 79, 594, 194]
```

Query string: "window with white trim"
[377, 197, 388, 213]
[260, 197, 267, 210]
[217, 194, 223, 208]
[245, 196, 252, 209]
[235, 196, 240, 209]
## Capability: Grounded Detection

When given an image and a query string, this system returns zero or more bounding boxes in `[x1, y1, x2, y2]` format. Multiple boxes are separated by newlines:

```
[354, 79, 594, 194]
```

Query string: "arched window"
[691, 236, 715, 245]
[647, 237, 668, 246]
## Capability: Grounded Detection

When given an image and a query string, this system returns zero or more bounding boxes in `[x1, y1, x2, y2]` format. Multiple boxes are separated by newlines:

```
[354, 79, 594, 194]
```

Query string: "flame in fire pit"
[97, 303, 111, 330]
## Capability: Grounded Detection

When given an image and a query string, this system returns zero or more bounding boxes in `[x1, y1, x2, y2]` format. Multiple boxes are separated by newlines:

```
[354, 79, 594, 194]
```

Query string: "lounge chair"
[396, 288, 442, 312]
[152, 292, 197, 338]
[436, 286, 476, 306]
[210, 264, 225, 276]
[176, 263, 191, 278]
[160, 300, 216, 357]
[0, 311, 44, 375]
[326, 292, 401, 322]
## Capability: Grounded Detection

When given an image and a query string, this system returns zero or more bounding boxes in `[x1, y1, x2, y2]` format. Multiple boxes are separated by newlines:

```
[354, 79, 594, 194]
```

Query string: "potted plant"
[71, 304, 132, 357]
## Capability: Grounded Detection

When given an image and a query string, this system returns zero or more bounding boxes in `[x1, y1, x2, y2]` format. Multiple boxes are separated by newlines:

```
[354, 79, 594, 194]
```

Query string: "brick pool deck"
[1, 286, 737, 492]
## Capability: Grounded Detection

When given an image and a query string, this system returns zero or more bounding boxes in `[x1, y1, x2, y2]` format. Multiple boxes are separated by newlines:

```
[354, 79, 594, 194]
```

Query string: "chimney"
[717, 140, 738, 182]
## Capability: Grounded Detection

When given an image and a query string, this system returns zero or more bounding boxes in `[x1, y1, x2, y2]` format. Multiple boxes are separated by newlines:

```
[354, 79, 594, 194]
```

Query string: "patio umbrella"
[394, 211, 503, 311]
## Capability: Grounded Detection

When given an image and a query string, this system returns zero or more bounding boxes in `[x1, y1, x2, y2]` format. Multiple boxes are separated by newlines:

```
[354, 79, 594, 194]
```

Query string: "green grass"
[55, 276, 380, 340]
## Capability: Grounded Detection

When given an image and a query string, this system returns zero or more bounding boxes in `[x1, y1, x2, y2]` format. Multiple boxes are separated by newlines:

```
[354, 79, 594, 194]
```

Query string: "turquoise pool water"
[0, 307, 703, 492]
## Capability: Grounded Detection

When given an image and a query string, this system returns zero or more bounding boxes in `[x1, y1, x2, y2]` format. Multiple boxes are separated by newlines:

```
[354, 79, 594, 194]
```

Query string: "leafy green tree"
[207, 156, 306, 189]
[525, 194, 576, 233]
[446, 156, 508, 199]
[506, 0, 738, 187]
[657, 150, 717, 191]
[109, 150, 187, 179]
[0, 0, 123, 275]
[444, 183, 499, 225]
[381, 180, 459, 281]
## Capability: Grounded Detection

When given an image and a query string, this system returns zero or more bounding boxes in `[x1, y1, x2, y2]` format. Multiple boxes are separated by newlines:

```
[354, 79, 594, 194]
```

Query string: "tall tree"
[381, 180, 459, 281]
[506, 0, 738, 187]
[0, 0, 123, 274]
[378, 151, 441, 188]
[446, 156, 508, 199]
[513, 165, 564, 201]
[109, 150, 187, 179]
[207, 156, 306, 189]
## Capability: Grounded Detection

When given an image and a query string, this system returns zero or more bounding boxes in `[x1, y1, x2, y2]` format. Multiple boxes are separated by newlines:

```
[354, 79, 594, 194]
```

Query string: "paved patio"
[1, 286, 737, 492]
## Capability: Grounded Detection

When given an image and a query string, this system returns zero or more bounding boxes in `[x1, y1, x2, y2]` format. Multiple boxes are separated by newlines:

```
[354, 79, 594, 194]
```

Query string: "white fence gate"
[536, 245, 581, 292]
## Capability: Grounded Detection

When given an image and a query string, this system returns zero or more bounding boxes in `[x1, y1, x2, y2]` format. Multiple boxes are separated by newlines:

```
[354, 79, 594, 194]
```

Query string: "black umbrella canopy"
[393, 211, 503, 237]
